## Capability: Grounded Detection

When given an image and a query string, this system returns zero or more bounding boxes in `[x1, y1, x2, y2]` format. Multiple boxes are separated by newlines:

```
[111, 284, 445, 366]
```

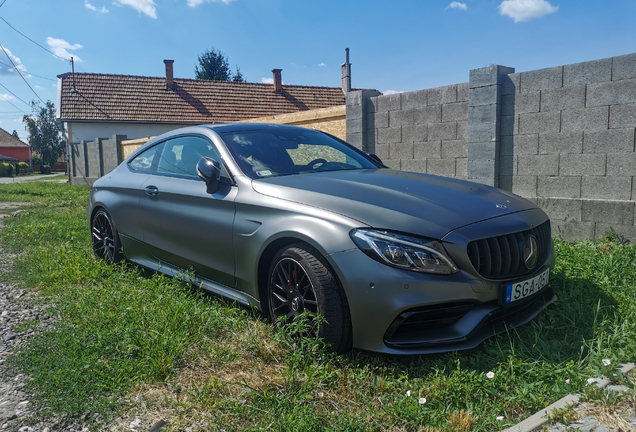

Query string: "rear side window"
[128, 142, 165, 173]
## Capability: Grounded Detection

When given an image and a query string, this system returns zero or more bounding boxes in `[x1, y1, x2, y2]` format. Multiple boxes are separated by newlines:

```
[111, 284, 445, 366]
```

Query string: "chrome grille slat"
[467, 221, 551, 279]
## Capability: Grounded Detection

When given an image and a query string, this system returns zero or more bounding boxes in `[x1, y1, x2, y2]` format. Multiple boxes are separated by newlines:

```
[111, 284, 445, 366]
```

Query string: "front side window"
[157, 136, 222, 179]
[219, 128, 378, 179]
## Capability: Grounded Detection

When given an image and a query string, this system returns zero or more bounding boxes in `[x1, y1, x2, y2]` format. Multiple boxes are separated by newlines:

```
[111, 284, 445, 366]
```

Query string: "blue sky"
[1, 0, 635, 141]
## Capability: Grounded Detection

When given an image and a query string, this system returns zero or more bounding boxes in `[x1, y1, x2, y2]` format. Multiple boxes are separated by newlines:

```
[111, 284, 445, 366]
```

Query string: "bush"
[40, 165, 52, 174]
[0, 163, 14, 177]
[31, 155, 43, 165]
[16, 162, 29, 175]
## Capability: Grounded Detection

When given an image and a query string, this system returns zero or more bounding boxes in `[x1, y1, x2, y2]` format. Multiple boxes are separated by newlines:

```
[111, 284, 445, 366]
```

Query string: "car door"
[137, 134, 237, 288]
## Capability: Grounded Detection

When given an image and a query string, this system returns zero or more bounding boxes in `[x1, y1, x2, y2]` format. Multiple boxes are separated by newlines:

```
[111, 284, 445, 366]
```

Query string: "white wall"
[68, 122, 196, 143]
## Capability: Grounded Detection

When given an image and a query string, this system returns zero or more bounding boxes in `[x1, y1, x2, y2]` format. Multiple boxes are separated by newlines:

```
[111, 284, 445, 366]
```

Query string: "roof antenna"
[71, 56, 78, 93]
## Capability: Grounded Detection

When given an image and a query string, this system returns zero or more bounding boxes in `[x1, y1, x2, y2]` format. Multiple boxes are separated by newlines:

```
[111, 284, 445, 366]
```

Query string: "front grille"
[467, 220, 551, 279]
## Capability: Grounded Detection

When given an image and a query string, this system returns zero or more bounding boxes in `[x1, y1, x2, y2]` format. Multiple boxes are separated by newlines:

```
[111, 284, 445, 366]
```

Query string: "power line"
[0, 15, 69, 61]
[0, 44, 45, 105]
[0, 1, 8, 9]
[0, 81, 30, 106]
[0, 60, 55, 81]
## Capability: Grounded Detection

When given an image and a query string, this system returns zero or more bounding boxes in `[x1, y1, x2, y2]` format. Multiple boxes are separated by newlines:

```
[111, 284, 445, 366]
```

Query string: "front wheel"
[91, 209, 123, 264]
[267, 243, 352, 353]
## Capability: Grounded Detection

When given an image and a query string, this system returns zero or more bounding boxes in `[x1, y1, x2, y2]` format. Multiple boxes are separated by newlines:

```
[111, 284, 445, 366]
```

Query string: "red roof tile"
[0, 128, 29, 148]
[58, 73, 346, 124]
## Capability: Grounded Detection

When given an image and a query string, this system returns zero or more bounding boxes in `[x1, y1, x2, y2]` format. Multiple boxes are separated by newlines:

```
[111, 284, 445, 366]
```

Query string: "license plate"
[504, 267, 550, 304]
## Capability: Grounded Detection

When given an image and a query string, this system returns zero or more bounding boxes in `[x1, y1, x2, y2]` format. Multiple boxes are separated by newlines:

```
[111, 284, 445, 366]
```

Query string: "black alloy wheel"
[268, 243, 352, 353]
[91, 209, 123, 264]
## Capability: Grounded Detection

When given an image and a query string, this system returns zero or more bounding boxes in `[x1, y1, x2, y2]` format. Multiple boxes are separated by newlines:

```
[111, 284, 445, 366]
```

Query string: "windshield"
[219, 128, 379, 179]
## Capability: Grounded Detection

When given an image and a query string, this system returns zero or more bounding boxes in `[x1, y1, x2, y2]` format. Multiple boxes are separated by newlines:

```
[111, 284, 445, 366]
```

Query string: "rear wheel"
[91, 209, 123, 264]
[268, 243, 352, 353]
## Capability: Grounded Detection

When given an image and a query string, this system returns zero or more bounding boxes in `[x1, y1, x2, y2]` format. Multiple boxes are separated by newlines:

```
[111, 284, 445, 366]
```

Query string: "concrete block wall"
[69, 135, 126, 186]
[357, 83, 468, 178]
[501, 53, 636, 241]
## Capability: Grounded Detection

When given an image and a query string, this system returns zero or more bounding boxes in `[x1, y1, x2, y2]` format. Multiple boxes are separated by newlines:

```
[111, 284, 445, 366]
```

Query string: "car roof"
[199, 123, 318, 134]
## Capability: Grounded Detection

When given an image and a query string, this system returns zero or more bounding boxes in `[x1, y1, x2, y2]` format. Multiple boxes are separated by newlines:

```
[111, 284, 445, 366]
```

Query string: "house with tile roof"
[0, 127, 30, 163]
[57, 60, 347, 143]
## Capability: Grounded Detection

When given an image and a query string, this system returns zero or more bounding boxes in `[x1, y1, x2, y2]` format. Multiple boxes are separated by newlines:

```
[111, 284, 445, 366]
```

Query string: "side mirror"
[197, 157, 221, 194]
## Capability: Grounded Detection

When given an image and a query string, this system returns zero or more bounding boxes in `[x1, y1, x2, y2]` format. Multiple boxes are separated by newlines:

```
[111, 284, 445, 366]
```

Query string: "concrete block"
[457, 120, 468, 141]
[368, 96, 379, 113]
[468, 142, 498, 160]
[469, 121, 497, 143]
[456, 157, 467, 178]
[513, 134, 539, 156]
[539, 132, 583, 154]
[469, 65, 515, 88]
[375, 143, 390, 161]
[401, 89, 427, 110]
[390, 142, 414, 159]
[633, 177, 636, 201]
[537, 197, 582, 222]
[441, 84, 458, 104]
[429, 122, 457, 140]
[538, 176, 582, 198]
[518, 154, 559, 176]
[469, 86, 498, 107]
[582, 176, 632, 200]
[457, 82, 469, 102]
[415, 141, 441, 159]
[345, 91, 364, 107]
[515, 91, 541, 114]
[609, 103, 636, 129]
[400, 158, 426, 173]
[560, 154, 606, 176]
[499, 154, 517, 177]
[500, 135, 515, 157]
[595, 223, 636, 242]
[347, 103, 364, 120]
[500, 115, 517, 136]
[582, 200, 635, 225]
[512, 175, 538, 198]
[612, 53, 636, 81]
[502, 73, 519, 96]
[370, 111, 389, 129]
[469, 103, 498, 124]
[376, 93, 401, 112]
[442, 102, 468, 122]
[384, 159, 401, 170]
[428, 87, 442, 106]
[377, 127, 401, 144]
[414, 105, 441, 125]
[499, 174, 513, 191]
[442, 140, 467, 159]
[587, 79, 636, 107]
[564, 57, 612, 86]
[411, 124, 427, 142]
[401, 125, 415, 144]
[561, 107, 609, 132]
[559, 221, 596, 242]
[347, 132, 363, 150]
[346, 118, 363, 132]
[520, 66, 563, 92]
[427, 158, 456, 177]
[501, 94, 515, 116]
[583, 128, 635, 153]
[468, 158, 496, 179]
[518, 111, 561, 134]
[389, 109, 414, 128]
[541, 85, 586, 112]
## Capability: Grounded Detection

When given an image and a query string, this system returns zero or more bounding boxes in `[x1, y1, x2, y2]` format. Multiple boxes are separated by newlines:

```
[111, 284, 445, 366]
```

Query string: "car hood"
[251, 169, 537, 239]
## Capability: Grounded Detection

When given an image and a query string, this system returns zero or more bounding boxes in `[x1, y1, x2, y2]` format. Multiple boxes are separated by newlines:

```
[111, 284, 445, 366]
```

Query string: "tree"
[22, 101, 65, 166]
[194, 48, 245, 82]
[11, 130, 19, 139]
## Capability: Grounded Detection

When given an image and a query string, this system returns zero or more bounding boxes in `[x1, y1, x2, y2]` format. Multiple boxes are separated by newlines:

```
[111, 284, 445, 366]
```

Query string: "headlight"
[350, 229, 459, 275]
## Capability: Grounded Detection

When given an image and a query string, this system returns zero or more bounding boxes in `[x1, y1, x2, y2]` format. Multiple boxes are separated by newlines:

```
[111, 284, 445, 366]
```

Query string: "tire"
[91, 209, 124, 264]
[267, 243, 352, 353]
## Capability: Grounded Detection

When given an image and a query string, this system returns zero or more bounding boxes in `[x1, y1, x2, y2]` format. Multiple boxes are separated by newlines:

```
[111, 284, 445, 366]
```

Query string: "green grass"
[0, 181, 635, 431]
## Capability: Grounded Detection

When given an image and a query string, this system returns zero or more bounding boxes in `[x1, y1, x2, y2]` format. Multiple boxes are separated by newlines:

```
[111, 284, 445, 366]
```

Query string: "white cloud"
[498, 0, 558, 22]
[446, 2, 467, 10]
[47, 37, 84, 62]
[187, 0, 237, 6]
[0, 47, 28, 75]
[318, 62, 326, 67]
[261, 77, 274, 84]
[0, 94, 17, 102]
[383, 90, 403, 95]
[85, 1, 109, 13]
[115, 0, 157, 18]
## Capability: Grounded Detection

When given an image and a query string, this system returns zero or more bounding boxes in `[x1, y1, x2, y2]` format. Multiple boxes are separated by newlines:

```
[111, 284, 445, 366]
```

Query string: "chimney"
[164, 59, 174, 89]
[272, 69, 283, 93]
[341, 48, 351, 94]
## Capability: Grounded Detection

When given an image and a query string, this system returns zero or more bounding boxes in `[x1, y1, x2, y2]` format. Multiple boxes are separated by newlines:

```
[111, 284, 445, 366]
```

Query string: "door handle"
[145, 185, 159, 196]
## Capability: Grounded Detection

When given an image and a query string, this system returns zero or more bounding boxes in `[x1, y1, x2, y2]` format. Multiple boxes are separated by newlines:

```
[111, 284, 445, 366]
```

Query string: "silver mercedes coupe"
[89, 123, 555, 354]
